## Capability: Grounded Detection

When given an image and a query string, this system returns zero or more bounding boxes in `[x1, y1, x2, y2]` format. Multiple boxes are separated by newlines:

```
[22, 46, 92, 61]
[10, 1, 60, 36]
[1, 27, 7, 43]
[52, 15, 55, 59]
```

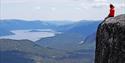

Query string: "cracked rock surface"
[95, 14, 125, 63]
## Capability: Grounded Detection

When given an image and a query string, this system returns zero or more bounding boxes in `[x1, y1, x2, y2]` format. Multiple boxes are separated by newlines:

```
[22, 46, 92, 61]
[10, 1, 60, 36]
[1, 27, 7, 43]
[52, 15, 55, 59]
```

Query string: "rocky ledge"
[95, 14, 125, 63]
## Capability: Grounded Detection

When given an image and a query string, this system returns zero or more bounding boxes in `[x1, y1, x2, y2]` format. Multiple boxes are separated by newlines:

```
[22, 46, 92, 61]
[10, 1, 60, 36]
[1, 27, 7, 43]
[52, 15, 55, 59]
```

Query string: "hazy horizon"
[0, 18, 102, 22]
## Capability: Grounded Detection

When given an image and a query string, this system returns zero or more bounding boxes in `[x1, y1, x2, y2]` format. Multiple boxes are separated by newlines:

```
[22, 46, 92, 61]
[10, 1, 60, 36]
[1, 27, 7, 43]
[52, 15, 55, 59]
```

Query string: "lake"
[0, 29, 60, 42]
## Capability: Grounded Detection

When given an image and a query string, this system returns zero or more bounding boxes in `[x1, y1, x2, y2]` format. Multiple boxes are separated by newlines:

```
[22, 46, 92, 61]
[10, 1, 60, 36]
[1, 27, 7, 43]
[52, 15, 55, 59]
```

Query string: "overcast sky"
[0, 0, 125, 21]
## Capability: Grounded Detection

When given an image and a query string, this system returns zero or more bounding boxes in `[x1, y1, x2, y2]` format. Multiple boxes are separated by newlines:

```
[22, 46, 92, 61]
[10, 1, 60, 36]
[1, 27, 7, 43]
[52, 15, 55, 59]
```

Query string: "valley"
[0, 19, 100, 63]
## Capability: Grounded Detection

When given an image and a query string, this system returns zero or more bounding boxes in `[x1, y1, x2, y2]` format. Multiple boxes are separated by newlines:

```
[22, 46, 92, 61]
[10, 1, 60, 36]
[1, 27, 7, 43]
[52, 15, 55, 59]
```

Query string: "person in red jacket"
[108, 4, 115, 17]
[105, 4, 115, 20]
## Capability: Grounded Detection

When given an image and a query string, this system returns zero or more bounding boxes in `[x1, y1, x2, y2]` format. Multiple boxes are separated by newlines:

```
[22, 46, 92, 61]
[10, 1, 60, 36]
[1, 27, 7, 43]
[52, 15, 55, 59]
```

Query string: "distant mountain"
[36, 21, 100, 51]
[0, 19, 101, 63]
[0, 19, 75, 36]
[0, 39, 95, 63]
[0, 19, 100, 35]
[36, 32, 96, 63]
[35, 21, 99, 63]
[0, 39, 67, 63]
[0, 29, 14, 36]
[36, 33, 84, 51]
[0, 19, 100, 51]
[0, 19, 58, 30]
[65, 21, 101, 37]
[81, 32, 96, 50]
[84, 32, 96, 45]
[0, 39, 66, 56]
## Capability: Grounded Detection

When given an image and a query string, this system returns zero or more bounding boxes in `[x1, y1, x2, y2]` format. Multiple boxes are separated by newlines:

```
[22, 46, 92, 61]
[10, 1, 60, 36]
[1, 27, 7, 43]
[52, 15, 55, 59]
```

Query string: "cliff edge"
[95, 14, 125, 63]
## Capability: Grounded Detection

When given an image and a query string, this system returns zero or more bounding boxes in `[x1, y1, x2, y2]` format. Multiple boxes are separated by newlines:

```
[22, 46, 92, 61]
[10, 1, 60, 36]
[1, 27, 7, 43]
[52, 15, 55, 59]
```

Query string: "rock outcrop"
[95, 14, 125, 63]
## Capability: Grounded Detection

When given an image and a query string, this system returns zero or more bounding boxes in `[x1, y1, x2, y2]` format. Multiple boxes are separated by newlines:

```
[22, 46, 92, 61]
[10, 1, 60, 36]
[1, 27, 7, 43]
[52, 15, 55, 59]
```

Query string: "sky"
[0, 0, 125, 21]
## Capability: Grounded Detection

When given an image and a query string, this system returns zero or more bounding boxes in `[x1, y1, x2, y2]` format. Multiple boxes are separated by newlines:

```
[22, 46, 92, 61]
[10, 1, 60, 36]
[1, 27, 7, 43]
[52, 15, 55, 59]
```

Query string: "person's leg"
[104, 16, 110, 21]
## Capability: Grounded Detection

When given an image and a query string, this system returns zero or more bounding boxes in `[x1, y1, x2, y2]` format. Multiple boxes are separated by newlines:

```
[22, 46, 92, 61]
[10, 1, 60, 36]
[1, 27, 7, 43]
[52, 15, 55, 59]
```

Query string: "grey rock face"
[95, 14, 125, 63]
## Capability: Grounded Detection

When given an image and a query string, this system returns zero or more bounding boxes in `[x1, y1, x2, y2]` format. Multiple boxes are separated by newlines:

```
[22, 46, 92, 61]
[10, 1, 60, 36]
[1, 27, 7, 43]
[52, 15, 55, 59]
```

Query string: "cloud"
[116, 3, 125, 8]
[1, 0, 125, 20]
[51, 7, 57, 11]
[35, 6, 41, 10]
[91, 0, 125, 9]
[94, 0, 107, 2]
[1, 0, 29, 4]
[91, 2, 108, 8]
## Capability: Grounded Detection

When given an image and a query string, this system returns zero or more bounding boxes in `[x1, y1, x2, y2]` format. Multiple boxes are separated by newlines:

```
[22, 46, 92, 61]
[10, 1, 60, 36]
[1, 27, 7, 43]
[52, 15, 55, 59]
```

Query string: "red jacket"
[109, 8, 115, 17]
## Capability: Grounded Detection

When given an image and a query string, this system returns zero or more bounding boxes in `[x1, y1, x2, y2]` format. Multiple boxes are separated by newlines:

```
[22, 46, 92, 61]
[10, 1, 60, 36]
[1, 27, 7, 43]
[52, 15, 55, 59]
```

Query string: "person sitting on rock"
[108, 4, 115, 17]
[105, 4, 115, 20]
